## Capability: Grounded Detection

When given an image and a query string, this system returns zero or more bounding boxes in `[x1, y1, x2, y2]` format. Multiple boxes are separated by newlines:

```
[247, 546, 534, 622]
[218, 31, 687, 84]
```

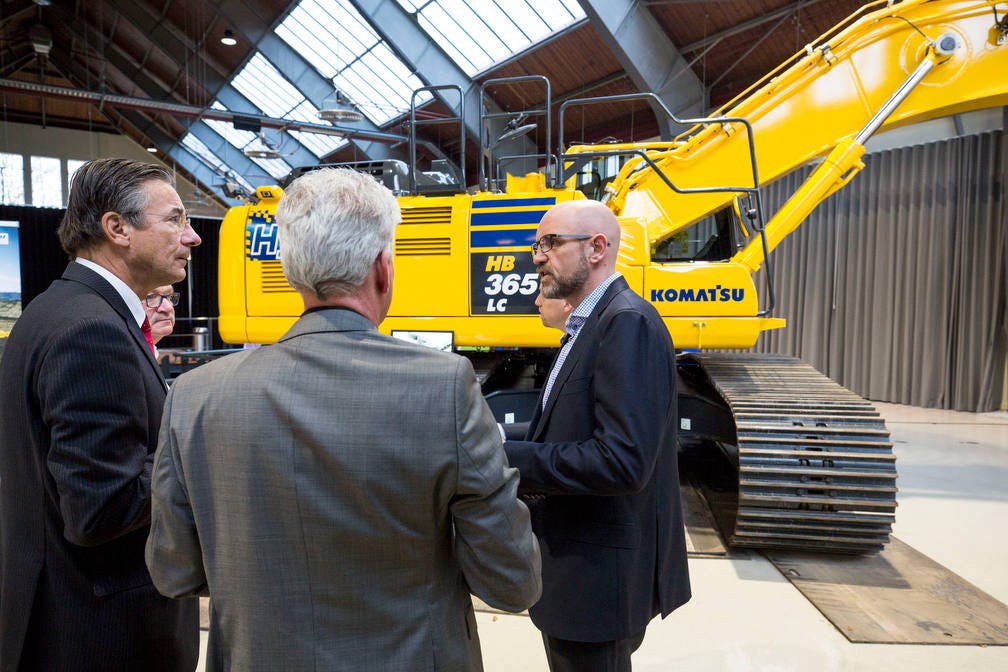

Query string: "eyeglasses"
[144, 292, 180, 308]
[146, 210, 191, 232]
[531, 233, 593, 255]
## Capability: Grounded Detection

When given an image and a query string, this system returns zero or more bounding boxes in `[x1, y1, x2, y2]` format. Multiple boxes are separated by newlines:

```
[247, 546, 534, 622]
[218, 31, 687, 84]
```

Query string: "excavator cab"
[652, 197, 752, 263]
[569, 149, 628, 201]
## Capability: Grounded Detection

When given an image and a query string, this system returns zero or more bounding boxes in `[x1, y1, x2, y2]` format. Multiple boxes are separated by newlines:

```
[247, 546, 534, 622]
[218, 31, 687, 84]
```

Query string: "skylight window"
[232, 53, 314, 121]
[396, 0, 585, 76]
[180, 134, 254, 193]
[245, 155, 292, 182]
[276, 0, 431, 126]
[288, 130, 347, 159]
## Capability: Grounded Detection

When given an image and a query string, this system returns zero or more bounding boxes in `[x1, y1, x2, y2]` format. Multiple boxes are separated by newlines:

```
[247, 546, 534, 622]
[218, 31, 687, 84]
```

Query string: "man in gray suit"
[146, 168, 542, 671]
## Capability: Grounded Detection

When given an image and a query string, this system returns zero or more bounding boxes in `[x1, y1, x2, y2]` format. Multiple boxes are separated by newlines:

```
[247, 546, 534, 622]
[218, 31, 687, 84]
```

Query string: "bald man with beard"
[504, 199, 691, 671]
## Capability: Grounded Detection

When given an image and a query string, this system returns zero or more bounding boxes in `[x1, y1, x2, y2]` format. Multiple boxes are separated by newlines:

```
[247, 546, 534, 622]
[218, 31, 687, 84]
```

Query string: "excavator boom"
[604, 0, 1007, 252]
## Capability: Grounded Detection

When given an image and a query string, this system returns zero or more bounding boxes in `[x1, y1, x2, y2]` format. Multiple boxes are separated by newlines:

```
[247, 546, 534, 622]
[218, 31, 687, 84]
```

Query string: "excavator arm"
[594, 0, 1007, 270]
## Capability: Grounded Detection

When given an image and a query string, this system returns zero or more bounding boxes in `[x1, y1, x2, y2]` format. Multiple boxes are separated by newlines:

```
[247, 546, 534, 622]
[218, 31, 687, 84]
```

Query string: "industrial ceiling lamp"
[495, 113, 536, 145]
[318, 90, 363, 123]
[29, 24, 53, 57]
[220, 179, 249, 201]
[318, 27, 362, 124]
[243, 131, 282, 159]
[221, 29, 237, 46]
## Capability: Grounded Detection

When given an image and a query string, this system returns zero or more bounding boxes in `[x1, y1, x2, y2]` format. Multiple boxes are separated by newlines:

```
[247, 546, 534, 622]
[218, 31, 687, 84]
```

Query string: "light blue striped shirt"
[541, 272, 622, 407]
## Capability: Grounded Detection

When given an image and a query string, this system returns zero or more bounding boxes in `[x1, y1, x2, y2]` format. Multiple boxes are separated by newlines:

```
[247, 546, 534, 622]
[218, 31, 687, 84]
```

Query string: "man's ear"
[588, 233, 609, 261]
[101, 211, 132, 248]
[374, 249, 393, 295]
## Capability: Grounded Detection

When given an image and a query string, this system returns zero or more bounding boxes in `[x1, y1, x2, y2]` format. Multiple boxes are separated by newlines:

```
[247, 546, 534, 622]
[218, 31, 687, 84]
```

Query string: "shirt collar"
[564, 272, 621, 335]
[74, 258, 147, 327]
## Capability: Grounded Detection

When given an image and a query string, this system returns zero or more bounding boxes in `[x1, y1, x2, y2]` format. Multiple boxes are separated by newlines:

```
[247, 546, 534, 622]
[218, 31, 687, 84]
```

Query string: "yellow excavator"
[218, 0, 1008, 553]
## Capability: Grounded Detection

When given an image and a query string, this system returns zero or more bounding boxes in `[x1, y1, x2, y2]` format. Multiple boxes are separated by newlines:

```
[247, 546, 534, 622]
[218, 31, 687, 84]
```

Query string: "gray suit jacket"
[146, 308, 541, 672]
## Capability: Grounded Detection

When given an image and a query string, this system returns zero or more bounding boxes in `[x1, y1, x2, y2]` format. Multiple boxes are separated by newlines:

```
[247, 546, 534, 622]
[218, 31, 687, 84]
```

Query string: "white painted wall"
[0, 121, 225, 218]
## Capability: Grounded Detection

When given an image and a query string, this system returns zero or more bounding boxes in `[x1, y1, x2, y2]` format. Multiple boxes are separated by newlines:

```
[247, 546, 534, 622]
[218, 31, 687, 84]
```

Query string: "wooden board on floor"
[680, 480, 728, 557]
[766, 537, 1008, 644]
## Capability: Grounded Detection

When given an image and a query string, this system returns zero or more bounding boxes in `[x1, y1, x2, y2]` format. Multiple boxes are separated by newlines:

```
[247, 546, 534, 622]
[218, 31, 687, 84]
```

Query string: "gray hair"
[276, 168, 400, 300]
[58, 158, 172, 257]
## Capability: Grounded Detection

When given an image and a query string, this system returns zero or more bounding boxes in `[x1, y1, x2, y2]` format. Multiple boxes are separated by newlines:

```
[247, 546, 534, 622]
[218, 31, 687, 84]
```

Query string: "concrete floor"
[195, 402, 1008, 671]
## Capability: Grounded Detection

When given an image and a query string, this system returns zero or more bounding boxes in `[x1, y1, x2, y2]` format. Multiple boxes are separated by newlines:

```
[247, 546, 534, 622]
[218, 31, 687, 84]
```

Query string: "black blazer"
[505, 277, 691, 642]
[0, 262, 197, 672]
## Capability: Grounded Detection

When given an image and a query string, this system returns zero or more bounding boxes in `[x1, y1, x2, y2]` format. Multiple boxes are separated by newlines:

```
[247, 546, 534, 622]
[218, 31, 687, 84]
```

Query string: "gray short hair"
[58, 158, 172, 257]
[276, 168, 400, 300]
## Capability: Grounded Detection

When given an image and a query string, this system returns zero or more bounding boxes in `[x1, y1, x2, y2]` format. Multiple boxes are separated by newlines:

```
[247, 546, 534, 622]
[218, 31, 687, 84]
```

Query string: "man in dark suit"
[0, 158, 202, 671]
[145, 168, 541, 671]
[504, 199, 691, 671]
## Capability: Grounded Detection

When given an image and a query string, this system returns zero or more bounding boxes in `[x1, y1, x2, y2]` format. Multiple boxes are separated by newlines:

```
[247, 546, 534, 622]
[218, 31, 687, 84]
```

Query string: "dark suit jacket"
[0, 262, 198, 672]
[505, 276, 691, 642]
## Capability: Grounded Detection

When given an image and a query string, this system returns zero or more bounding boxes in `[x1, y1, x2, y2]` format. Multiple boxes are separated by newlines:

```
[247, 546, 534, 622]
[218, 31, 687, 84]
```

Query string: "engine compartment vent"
[259, 260, 293, 293]
[395, 237, 451, 256]
[401, 207, 452, 226]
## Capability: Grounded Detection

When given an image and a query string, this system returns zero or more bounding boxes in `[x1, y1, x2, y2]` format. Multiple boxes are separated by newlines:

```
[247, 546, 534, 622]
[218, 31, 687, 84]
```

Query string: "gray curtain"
[753, 130, 1006, 411]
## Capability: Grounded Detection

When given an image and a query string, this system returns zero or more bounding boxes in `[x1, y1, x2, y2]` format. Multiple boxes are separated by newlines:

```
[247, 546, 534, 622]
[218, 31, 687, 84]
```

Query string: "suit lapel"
[533, 330, 589, 438]
[62, 263, 166, 388]
[530, 278, 630, 440]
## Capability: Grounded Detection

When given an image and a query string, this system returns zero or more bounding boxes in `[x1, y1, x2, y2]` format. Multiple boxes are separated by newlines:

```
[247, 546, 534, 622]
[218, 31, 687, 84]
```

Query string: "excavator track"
[686, 353, 897, 553]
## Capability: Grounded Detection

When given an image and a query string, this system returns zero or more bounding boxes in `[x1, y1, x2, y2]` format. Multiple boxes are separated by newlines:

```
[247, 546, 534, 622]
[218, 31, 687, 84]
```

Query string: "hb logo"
[246, 214, 279, 261]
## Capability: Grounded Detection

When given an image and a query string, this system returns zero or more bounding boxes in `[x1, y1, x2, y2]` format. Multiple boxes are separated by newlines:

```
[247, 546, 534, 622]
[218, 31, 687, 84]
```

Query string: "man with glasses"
[0, 158, 201, 671]
[145, 286, 180, 348]
[505, 199, 691, 672]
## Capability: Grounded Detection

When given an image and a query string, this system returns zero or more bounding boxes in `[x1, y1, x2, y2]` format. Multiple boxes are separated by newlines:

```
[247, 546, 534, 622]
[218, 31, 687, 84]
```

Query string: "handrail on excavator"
[556, 91, 781, 314]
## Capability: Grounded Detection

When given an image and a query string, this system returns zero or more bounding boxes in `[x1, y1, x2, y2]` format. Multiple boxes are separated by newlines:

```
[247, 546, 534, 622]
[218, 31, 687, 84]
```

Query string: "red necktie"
[141, 316, 156, 355]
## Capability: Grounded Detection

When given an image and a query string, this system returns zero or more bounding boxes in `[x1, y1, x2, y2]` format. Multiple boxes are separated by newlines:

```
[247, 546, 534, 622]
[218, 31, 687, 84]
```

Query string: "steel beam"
[92, 0, 317, 168]
[57, 7, 310, 185]
[46, 50, 258, 200]
[46, 52, 234, 206]
[578, 0, 706, 138]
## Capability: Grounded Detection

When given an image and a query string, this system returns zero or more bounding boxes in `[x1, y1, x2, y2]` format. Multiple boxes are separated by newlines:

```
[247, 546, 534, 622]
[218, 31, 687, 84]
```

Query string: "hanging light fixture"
[221, 29, 237, 46]
[243, 131, 282, 159]
[317, 24, 362, 124]
[318, 90, 363, 123]
[495, 113, 536, 145]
